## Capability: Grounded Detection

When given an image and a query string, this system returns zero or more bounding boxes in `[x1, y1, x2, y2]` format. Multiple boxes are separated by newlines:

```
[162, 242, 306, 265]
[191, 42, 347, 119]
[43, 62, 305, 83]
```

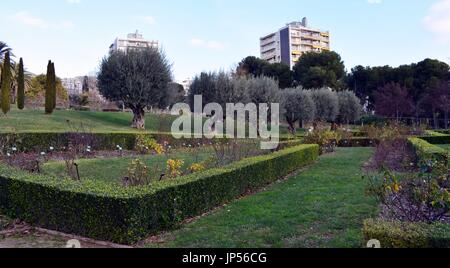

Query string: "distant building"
[62, 76, 97, 96]
[177, 78, 193, 96]
[260, 17, 331, 69]
[61, 77, 83, 95]
[109, 30, 159, 53]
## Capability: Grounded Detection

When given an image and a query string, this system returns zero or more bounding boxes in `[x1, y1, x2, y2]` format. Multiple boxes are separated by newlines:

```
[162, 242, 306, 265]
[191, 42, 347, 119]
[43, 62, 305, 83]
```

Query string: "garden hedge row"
[0, 144, 319, 244]
[363, 219, 450, 248]
[0, 132, 225, 153]
[420, 131, 450, 144]
[407, 137, 448, 166]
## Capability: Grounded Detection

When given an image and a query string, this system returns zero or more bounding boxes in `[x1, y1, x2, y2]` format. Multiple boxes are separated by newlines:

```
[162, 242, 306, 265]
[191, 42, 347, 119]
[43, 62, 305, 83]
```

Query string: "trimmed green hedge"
[0, 144, 319, 244]
[408, 137, 448, 166]
[0, 132, 222, 153]
[420, 131, 450, 145]
[363, 219, 450, 248]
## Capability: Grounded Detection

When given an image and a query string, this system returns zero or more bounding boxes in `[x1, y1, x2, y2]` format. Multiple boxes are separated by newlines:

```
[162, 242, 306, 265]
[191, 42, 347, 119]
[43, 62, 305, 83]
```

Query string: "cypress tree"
[45, 60, 53, 114]
[51, 62, 57, 109]
[17, 58, 25, 110]
[1, 51, 11, 115]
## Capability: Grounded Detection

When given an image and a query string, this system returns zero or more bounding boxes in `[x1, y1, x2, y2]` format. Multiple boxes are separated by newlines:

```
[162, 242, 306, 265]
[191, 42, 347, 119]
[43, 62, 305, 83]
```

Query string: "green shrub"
[0, 132, 217, 153]
[408, 137, 448, 167]
[420, 132, 450, 145]
[0, 144, 319, 244]
[363, 219, 450, 248]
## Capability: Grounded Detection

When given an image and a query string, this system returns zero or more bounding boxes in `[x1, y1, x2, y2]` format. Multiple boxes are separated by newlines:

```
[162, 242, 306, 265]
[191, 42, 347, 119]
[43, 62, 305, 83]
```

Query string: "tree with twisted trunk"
[97, 48, 172, 129]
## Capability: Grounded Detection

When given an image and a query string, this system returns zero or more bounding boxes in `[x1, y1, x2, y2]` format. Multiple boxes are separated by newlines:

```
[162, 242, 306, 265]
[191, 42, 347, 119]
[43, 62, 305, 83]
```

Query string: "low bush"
[304, 129, 341, 154]
[0, 144, 319, 244]
[363, 219, 450, 248]
[0, 132, 219, 153]
[420, 132, 450, 145]
[408, 137, 448, 167]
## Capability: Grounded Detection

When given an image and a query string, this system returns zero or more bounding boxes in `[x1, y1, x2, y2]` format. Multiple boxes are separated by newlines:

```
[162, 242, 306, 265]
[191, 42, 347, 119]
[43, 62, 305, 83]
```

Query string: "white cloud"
[367, 0, 383, 4]
[66, 0, 81, 4]
[189, 38, 227, 50]
[423, 0, 450, 43]
[9, 11, 74, 30]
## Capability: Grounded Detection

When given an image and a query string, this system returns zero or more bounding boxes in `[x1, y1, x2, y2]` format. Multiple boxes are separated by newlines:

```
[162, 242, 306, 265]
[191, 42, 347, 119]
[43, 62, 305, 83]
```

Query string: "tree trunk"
[286, 116, 296, 135]
[131, 107, 145, 129]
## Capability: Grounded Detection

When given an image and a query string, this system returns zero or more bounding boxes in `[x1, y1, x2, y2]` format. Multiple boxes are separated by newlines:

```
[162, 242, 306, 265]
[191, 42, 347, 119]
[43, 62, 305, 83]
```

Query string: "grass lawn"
[143, 147, 378, 248]
[1, 108, 297, 136]
[0, 108, 177, 133]
[42, 149, 213, 184]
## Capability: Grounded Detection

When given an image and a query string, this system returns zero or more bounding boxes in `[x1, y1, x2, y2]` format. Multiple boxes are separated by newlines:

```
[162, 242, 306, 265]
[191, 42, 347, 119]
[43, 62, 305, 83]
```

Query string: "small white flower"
[41, 152, 46, 156]
[49, 146, 54, 151]
[6, 153, 11, 157]
[12, 147, 17, 151]
[86, 149, 91, 153]
[87, 146, 91, 149]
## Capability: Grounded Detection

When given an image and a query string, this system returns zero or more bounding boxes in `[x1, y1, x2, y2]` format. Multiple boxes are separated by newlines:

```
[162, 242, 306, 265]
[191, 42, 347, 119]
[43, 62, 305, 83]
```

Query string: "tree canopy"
[293, 51, 346, 89]
[97, 48, 172, 129]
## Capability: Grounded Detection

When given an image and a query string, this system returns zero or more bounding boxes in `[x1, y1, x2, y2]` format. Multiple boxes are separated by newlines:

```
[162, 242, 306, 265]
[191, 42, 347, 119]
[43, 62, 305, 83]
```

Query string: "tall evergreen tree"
[1, 51, 11, 115]
[17, 57, 25, 110]
[51, 62, 57, 109]
[45, 60, 53, 114]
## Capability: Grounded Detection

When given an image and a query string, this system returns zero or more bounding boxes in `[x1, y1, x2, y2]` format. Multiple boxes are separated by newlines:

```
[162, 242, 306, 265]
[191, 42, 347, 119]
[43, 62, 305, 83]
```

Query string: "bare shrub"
[63, 122, 97, 180]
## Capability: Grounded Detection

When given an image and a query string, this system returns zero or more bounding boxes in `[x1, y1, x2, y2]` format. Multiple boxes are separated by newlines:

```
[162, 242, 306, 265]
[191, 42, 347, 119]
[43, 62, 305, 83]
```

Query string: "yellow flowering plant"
[189, 163, 206, 173]
[166, 159, 184, 178]
[135, 134, 165, 155]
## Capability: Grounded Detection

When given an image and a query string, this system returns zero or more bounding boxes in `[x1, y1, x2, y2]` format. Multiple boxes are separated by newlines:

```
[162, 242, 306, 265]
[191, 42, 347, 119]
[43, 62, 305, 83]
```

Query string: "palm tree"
[0, 42, 15, 78]
[0, 42, 12, 59]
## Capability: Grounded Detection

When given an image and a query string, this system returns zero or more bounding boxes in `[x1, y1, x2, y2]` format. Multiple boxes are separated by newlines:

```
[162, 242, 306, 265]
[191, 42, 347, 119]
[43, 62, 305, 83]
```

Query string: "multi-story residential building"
[61, 76, 97, 96]
[260, 17, 330, 69]
[61, 77, 83, 96]
[109, 30, 159, 53]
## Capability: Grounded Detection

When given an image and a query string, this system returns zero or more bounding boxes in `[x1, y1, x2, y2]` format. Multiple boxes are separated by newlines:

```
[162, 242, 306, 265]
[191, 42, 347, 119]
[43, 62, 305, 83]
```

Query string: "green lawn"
[42, 149, 213, 184]
[0, 108, 177, 133]
[1, 108, 297, 136]
[144, 147, 378, 248]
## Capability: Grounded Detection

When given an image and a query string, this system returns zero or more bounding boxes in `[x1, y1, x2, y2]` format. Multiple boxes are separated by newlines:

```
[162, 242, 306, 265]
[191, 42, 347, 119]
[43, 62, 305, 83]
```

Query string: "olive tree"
[337, 90, 362, 124]
[245, 76, 281, 129]
[310, 88, 339, 122]
[245, 76, 280, 105]
[97, 48, 172, 129]
[281, 88, 316, 134]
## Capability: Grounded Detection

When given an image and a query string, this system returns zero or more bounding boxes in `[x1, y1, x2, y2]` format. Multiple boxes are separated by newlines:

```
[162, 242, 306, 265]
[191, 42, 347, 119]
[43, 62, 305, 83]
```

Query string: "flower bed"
[0, 144, 319, 244]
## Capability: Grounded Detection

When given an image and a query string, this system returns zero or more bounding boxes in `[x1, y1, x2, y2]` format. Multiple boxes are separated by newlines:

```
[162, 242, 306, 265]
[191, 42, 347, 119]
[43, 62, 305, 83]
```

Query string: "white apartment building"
[260, 17, 331, 69]
[109, 30, 159, 53]
[61, 78, 83, 96]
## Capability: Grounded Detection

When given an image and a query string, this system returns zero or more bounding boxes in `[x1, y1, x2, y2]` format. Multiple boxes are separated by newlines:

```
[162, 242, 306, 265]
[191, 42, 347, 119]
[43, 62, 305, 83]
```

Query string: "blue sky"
[1, 0, 450, 80]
